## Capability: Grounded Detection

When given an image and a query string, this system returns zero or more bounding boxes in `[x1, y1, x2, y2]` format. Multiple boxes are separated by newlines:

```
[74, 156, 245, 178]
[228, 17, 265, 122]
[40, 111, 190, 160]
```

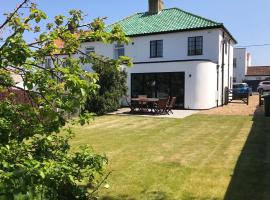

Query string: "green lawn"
[71, 114, 270, 200]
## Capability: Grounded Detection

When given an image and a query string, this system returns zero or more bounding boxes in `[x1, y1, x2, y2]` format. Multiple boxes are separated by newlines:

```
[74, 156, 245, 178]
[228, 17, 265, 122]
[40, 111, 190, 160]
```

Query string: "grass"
[70, 114, 270, 200]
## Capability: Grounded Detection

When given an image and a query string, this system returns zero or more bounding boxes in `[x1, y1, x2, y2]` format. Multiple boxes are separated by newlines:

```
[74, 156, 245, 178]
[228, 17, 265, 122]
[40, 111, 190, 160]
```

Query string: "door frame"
[130, 72, 185, 109]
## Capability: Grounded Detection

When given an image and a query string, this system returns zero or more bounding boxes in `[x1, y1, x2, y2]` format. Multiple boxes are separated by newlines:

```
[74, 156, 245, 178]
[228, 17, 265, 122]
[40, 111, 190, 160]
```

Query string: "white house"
[233, 48, 251, 83]
[50, 0, 237, 110]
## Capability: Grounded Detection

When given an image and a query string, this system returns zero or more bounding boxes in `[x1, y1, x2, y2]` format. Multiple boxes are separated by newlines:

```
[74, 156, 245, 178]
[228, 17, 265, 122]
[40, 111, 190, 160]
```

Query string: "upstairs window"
[114, 44, 125, 59]
[45, 58, 52, 68]
[233, 58, 237, 68]
[188, 36, 203, 56]
[150, 40, 163, 58]
[225, 42, 228, 54]
[85, 46, 95, 55]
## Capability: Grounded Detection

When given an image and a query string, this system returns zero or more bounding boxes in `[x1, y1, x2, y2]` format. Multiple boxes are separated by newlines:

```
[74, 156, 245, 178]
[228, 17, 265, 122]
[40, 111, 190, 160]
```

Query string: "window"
[150, 40, 163, 58]
[45, 58, 52, 68]
[114, 44, 125, 59]
[188, 36, 203, 56]
[233, 58, 237, 68]
[85, 46, 95, 55]
[233, 77, 236, 83]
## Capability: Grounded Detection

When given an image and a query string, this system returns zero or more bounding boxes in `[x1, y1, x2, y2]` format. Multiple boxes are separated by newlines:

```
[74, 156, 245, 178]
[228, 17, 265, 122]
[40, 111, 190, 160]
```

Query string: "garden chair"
[154, 97, 170, 114]
[166, 97, 177, 114]
[125, 96, 138, 113]
[137, 95, 148, 112]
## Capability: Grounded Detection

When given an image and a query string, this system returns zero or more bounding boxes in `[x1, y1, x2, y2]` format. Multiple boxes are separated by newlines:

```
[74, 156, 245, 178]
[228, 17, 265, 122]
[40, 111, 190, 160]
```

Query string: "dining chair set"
[125, 95, 177, 115]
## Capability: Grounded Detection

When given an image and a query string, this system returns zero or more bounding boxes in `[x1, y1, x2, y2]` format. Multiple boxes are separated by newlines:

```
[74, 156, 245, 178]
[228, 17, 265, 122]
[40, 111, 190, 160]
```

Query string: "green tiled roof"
[106, 8, 223, 36]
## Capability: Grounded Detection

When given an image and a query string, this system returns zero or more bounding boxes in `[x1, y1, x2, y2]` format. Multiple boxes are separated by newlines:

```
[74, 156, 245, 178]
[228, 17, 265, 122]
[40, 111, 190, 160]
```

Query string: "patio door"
[131, 72, 185, 108]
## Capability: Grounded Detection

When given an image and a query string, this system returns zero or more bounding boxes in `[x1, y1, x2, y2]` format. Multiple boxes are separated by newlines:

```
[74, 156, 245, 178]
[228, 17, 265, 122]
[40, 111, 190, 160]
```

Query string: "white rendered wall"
[216, 30, 235, 106]
[80, 29, 221, 64]
[126, 61, 218, 110]
[233, 48, 248, 83]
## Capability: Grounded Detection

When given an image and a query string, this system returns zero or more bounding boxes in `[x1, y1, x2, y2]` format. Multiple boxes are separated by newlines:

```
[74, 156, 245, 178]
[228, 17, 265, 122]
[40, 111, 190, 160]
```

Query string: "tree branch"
[0, 0, 29, 30]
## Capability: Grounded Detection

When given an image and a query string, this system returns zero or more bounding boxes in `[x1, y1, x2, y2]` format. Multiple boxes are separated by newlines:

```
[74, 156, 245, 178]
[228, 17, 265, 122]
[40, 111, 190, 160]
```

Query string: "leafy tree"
[0, 0, 131, 199]
[85, 57, 129, 115]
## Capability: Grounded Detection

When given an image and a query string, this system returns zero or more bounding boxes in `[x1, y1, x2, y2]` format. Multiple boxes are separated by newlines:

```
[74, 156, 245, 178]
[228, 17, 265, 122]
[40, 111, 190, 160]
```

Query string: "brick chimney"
[148, 0, 164, 14]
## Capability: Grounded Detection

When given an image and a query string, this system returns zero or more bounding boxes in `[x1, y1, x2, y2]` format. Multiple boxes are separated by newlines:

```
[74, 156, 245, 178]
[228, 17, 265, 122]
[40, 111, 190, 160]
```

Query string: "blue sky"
[1, 0, 270, 65]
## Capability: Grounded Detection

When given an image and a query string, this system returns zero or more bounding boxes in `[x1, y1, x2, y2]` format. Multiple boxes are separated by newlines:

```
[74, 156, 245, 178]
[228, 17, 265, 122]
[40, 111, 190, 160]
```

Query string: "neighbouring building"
[245, 66, 270, 91]
[233, 48, 270, 91]
[233, 48, 251, 83]
[50, 0, 237, 109]
[6, 67, 23, 85]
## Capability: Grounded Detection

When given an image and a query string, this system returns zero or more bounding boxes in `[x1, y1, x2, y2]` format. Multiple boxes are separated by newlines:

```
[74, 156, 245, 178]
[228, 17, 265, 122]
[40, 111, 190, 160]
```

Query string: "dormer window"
[150, 40, 163, 58]
[114, 44, 125, 59]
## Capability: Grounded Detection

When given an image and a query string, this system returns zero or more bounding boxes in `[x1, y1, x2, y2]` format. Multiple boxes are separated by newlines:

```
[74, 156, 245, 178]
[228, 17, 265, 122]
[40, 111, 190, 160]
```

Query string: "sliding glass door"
[131, 72, 185, 108]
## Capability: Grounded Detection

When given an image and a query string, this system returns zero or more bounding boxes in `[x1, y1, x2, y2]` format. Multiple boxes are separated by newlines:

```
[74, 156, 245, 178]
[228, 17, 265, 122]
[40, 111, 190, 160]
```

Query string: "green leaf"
[39, 171, 45, 179]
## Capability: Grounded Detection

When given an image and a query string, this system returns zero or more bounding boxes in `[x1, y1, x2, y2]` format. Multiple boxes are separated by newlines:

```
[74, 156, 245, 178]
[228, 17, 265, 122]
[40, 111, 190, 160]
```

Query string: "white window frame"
[45, 58, 52, 68]
[114, 44, 125, 59]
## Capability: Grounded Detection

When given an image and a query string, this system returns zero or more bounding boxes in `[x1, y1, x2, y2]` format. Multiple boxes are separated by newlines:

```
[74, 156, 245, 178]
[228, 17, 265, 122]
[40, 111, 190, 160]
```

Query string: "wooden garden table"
[131, 98, 159, 113]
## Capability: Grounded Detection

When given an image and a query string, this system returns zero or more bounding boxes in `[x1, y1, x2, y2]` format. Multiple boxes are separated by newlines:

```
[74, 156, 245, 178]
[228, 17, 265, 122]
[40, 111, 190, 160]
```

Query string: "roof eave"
[220, 25, 237, 44]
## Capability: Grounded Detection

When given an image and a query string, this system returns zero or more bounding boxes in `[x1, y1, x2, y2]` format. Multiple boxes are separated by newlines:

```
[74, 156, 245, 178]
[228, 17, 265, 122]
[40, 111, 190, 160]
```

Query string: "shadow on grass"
[100, 191, 173, 200]
[224, 106, 270, 200]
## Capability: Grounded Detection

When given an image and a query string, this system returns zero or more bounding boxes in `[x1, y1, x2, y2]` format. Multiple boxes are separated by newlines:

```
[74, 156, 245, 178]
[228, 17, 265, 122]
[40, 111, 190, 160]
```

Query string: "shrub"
[85, 58, 129, 115]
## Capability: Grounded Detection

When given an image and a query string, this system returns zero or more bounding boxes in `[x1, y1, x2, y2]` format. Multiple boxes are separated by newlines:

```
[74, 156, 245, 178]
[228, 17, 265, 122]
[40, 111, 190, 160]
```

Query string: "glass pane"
[131, 74, 144, 98]
[196, 37, 203, 55]
[156, 40, 163, 57]
[114, 44, 125, 59]
[150, 41, 156, 57]
[156, 73, 170, 98]
[118, 48, 125, 57]
[171, 73, 185, 107]
[144, 74, 156, 98]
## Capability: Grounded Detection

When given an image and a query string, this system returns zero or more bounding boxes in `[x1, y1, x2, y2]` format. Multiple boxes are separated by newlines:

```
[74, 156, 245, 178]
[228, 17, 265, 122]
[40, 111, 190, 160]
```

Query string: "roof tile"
[106, 8, 222, 36]
[247, 66, 270, 76]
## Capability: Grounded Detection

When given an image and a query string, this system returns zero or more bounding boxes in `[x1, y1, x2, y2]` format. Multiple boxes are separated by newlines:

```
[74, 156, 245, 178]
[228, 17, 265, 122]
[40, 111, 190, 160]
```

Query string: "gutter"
[221, 31, 225, 106]
[217, 64, 220, 107]
[228, 39, 231, 88]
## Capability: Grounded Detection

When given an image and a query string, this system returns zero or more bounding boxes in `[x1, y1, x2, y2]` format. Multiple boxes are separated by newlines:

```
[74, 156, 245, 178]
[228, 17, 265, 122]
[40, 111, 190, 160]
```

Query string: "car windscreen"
[233, 84, 245, 89]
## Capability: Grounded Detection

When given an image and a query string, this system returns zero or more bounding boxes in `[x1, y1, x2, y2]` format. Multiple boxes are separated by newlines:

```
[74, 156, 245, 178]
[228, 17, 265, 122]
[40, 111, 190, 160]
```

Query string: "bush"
[85, 61, 128, 115]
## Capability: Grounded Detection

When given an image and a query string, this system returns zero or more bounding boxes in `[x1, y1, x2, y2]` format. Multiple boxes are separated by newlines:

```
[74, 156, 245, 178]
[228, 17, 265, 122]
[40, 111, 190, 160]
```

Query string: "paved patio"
[108, 107, 199, 119]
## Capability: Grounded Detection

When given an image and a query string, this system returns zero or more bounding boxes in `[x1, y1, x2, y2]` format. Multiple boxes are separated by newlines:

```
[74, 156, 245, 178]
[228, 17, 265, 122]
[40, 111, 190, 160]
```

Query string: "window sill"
[150, 56, 163, 58]
[187, 54, 203, 56]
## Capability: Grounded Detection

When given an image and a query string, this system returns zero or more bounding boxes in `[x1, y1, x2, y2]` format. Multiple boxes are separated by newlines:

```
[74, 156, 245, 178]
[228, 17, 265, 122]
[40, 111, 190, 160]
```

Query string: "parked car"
[233, 83, 252, 97]
[257, 81, 270, 93]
